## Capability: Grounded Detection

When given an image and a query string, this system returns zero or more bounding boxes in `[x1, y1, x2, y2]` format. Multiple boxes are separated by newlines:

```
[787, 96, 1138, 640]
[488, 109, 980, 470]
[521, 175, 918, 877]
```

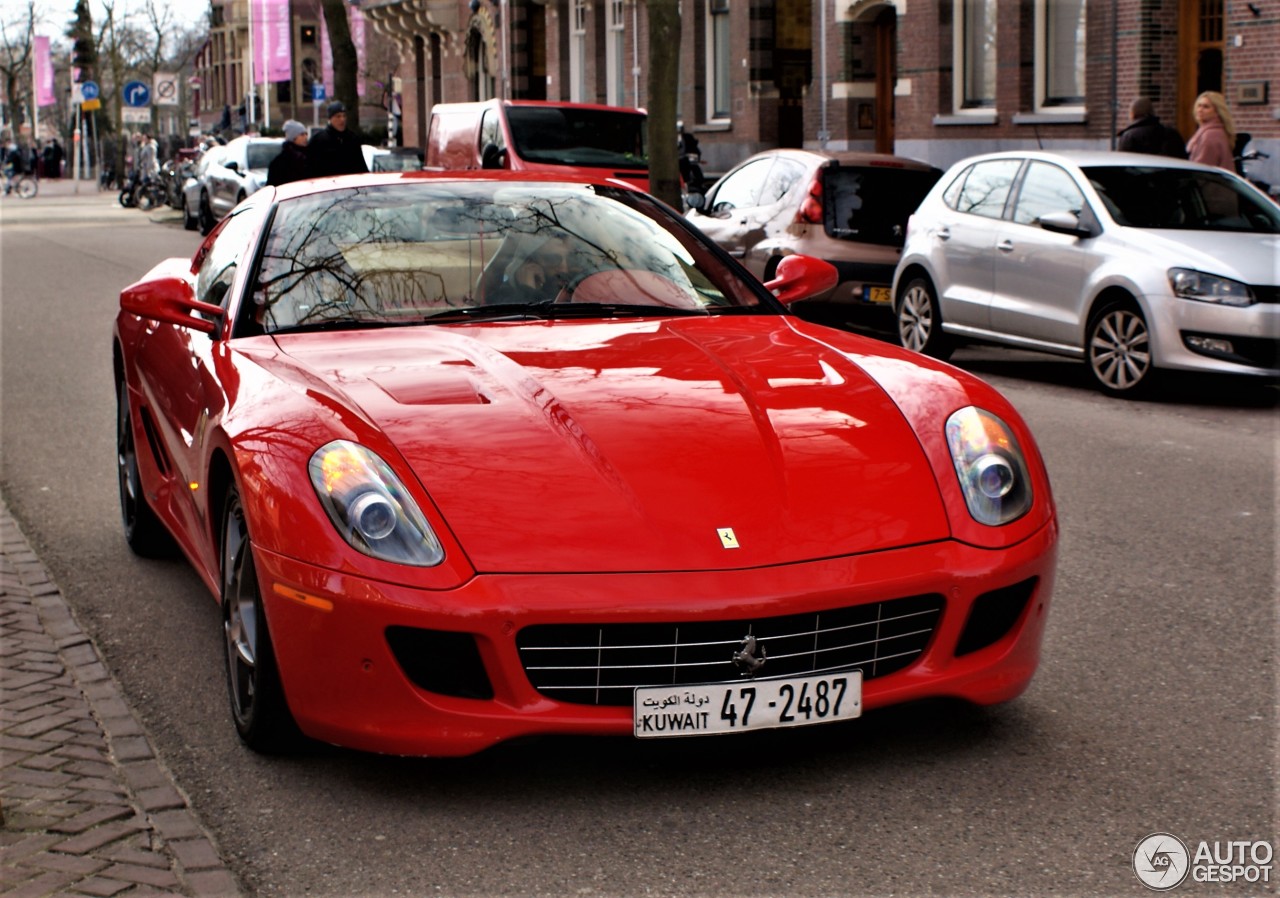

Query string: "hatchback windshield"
[506, 107, 648, 170]
[247, 142, 283, 170]
[1084, 165, 1280, 233]
[253, 182, 766, 334]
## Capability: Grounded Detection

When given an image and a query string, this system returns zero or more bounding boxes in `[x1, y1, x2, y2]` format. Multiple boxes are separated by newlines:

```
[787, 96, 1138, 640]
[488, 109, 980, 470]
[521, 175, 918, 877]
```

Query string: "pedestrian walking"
[306, 101, 368, 178]
[268, 119, 311, 186]
[1117, 98, 1187, 158]
[1185, 91, 1236, 171]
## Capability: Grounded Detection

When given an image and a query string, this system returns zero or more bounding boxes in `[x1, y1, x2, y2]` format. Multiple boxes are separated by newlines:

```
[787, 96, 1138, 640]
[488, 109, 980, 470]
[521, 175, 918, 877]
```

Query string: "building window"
[1037, 0, 1085, 108]
[570, 0, 587, 103]
[606, 0, 627, 106]
[706, 0, 730, 120]
[955, 0, 996, 110]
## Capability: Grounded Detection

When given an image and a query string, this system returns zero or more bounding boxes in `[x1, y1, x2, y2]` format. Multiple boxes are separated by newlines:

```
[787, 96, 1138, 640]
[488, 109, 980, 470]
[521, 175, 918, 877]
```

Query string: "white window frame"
[606, 0, 626, 106]
[569, 0, 587, 103]
[1035, 0, 1086, 111]
[953, 0, 997, 113]
[705, 0, 731, 122]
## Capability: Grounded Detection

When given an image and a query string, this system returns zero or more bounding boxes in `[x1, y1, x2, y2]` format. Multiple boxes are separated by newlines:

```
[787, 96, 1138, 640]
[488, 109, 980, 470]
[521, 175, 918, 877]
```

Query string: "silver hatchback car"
[893, 150, 1280, 396]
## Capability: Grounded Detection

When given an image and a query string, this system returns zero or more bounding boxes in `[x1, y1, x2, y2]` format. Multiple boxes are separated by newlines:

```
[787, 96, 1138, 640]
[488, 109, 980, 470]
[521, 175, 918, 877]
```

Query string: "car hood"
[273, 317, 950, 573]
[1118, 228, 1280, 285]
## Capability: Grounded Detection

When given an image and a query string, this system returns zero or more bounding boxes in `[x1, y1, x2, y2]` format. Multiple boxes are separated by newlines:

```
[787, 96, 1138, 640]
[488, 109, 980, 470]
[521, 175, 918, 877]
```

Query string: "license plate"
[633, 671, 862, 738]
[862, 286, 892, 304]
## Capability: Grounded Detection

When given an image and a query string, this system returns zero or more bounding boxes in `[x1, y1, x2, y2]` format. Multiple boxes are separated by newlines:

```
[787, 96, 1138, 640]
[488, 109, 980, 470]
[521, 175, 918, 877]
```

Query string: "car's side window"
[196, 210, 261, 312]
[479, 109, 505, 152]
[954, 159, 1022, 219]
[708, 159, 775, 214]
[1012, 162, 1086, 226]
[941, 166, 971, 210]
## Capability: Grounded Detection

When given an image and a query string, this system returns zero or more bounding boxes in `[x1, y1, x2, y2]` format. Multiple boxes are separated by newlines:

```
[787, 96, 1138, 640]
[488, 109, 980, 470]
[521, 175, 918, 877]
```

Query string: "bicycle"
[3, 168, 38, 199]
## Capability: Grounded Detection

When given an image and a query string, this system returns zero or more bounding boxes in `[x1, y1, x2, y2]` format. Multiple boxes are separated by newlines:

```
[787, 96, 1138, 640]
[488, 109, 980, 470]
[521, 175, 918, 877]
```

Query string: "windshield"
[1084, 165, 1280, 232]
[252, 182, 766, 335]
[506, 107, 648, 170]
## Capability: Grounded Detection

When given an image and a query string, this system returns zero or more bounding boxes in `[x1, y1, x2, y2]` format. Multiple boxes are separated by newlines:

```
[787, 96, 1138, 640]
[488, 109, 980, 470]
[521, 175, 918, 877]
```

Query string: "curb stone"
[0, 496, 244, 898]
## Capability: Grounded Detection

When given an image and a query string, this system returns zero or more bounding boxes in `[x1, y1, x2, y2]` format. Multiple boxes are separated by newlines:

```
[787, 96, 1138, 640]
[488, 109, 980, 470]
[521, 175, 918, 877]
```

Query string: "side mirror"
[1038, 210, 1094, 238]
[763, 254, 840, 305]
[225, 160, 240, 173]
[120, 275, 223, 334]
[481, 143, 507, 170]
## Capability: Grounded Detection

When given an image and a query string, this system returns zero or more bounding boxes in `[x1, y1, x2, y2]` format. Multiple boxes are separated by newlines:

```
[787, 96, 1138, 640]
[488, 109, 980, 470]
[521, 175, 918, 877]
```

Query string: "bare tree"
[0, 1, 37, 134]
[319, 0, 360, 131]
[646, 0, 680, 208]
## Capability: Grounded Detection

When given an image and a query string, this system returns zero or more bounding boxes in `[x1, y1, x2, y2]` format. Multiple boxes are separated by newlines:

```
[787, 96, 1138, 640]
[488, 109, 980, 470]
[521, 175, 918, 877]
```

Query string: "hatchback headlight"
[308, 440, 444, 566]
[945, 408, 1033, 526]
[1169, 269, 1255, 307]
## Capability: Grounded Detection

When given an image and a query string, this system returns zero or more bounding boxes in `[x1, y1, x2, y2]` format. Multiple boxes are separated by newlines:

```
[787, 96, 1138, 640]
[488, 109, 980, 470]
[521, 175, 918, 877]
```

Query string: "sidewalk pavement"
[0, 497, 242, 898]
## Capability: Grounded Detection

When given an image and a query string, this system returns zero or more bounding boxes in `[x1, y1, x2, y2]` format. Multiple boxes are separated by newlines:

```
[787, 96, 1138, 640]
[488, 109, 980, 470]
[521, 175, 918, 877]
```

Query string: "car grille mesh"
[517, 593, 944, 706]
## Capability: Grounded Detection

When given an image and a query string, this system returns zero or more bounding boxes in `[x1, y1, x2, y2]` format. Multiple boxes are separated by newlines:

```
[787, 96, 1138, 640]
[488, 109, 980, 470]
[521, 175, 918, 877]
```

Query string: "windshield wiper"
[269, 317, 415, 336]
[424, 302, 709, 324]
[422, 302, 557, 324]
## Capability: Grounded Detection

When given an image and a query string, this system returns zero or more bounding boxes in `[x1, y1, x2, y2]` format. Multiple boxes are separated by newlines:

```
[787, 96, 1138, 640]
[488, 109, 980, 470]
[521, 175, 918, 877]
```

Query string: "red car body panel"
[113, 173, 1058, 757]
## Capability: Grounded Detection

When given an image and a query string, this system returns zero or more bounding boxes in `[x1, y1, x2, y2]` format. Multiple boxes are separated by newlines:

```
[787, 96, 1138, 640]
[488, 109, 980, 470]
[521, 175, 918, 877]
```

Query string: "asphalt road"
[1, 187, 1275, 897]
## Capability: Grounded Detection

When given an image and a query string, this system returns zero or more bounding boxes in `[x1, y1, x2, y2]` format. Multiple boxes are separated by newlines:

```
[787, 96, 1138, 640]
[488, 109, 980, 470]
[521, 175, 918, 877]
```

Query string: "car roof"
[737, 147, 939, 172]
[943, 149, 1218, 172]
[265, 169, 638, 203]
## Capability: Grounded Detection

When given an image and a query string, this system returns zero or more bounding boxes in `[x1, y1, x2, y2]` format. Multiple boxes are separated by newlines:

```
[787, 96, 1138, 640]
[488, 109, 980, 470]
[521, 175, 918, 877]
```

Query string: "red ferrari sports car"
[113, 171, 1058, 757]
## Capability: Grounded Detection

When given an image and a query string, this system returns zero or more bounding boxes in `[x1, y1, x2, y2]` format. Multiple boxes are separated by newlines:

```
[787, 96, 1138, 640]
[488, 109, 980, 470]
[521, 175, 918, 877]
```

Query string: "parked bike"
[1233, 132, 1278, 203]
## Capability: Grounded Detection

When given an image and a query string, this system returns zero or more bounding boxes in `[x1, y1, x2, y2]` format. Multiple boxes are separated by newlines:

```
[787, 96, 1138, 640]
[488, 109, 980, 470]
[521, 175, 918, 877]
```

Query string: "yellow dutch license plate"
[633, 671, 862, 738]
[863, 286, 892, 304]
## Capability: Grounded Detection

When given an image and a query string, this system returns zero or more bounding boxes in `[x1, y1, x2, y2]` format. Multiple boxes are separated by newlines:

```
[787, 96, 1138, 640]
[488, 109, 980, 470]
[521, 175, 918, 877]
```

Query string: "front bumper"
[1149, 293, 1280, 376]
[255, 523, 1058, 756]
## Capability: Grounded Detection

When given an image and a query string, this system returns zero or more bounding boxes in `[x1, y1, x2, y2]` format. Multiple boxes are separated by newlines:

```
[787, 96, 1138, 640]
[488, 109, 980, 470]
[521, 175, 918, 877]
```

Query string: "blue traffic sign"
[123, 81, 151, 107]
[311, 83, 327, 102]
[80, 81, 100, 101]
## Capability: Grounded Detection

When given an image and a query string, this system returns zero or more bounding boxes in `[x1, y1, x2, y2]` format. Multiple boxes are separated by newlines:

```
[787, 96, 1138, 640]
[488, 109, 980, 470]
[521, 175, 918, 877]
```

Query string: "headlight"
[945, 407, 1033, 526]
[308, 440, 444, 566]
[1169, 268, 1255, 307]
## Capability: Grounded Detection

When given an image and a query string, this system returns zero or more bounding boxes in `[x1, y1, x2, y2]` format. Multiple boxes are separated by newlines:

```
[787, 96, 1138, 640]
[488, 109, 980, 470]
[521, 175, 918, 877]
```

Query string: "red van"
[425, 99, 650, 191]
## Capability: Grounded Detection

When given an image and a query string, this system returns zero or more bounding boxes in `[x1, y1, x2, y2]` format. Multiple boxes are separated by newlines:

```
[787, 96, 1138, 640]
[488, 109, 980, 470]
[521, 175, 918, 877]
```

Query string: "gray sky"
[1, 0, 208, 38]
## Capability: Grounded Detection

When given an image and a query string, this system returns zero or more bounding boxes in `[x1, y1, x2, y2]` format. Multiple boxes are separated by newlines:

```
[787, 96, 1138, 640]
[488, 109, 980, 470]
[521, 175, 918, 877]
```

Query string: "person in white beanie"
[268, 120, 310, 186]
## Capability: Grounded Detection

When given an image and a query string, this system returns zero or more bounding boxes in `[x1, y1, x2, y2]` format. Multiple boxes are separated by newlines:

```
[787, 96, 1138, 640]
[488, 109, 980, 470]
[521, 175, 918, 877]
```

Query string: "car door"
[687, 157, 779, 276]
[930, 158, 1023, 331]
[209, 144, 244, 218]
[990, 161, 1099, 347]
[132, 209, 263, 566]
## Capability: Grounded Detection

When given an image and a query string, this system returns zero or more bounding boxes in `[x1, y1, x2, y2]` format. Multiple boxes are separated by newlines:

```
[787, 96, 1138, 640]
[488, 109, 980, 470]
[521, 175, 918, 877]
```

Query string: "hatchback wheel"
[896, 276, 953, 360]
[1086, 300, 1156, 397]
[222, 487, 300, 753]
[199, 193, 216, 235]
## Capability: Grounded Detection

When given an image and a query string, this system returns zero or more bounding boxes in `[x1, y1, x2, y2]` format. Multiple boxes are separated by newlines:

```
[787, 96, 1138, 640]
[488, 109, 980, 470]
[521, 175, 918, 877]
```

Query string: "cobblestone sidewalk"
[1, 498, 242, 898]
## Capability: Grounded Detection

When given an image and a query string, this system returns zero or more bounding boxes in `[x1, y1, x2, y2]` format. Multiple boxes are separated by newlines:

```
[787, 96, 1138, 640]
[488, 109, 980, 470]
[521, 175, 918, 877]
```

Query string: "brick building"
[194, 0, 1279, 186]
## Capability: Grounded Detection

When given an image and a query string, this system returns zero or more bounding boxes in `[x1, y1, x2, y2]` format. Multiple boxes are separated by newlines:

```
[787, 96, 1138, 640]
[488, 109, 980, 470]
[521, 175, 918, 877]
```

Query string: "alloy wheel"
[1089, 306, 1151, 393]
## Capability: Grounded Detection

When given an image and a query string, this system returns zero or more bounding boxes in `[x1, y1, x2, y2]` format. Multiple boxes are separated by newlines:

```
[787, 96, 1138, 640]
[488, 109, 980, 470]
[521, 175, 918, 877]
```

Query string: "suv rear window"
[824, 165, 941, 246]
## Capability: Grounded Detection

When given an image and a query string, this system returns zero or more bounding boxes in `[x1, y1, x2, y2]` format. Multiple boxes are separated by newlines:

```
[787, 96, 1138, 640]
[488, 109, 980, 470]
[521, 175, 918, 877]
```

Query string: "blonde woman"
[1186, 91, 1236, 171]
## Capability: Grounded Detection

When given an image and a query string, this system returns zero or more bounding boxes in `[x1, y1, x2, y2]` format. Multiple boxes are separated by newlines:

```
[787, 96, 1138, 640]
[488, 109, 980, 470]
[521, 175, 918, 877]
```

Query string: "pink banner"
[253, 0, 292, 83]
[34, 36, 55, 107]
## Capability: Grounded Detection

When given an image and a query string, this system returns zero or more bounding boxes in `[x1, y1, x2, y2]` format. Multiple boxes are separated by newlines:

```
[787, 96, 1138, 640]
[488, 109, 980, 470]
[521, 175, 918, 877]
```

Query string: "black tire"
[896, 275, 953, 360]
[221, 487, 301, 753]
[1086, 299, 1157, 397]
[116, 381, 175, 557]
[181, 195, 198, 230]
[118, 186, 135, 208]
[136, 186, 155, 211]
[198, 193, 216, 236]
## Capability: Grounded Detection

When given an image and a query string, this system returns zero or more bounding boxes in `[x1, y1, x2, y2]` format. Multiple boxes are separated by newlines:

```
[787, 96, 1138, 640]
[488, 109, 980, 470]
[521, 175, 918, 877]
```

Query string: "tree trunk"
[646, 0, 681, 209]
[319, 0, 361, 131]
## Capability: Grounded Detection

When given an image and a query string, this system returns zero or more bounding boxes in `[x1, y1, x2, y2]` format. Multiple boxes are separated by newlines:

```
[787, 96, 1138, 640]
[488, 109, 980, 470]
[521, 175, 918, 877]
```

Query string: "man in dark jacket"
[306, 101, 368, 177]
[268, 120, 310, 186]
[1117, 98, 1188, 158]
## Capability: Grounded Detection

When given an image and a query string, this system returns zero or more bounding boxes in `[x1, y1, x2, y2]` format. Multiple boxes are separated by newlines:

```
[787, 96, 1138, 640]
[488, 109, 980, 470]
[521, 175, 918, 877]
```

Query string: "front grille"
[517, 594, 944, 707]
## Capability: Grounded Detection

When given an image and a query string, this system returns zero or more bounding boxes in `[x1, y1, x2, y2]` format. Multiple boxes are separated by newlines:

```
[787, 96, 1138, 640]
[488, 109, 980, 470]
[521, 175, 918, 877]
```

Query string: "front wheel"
[116, 381, 175, 557]
[896, 276, 953, 360]
[198, 193, 216, 235]
[1086, 300, 1156, 397]
[15, 176, 36, 199]
[222, 487, 300, 753]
